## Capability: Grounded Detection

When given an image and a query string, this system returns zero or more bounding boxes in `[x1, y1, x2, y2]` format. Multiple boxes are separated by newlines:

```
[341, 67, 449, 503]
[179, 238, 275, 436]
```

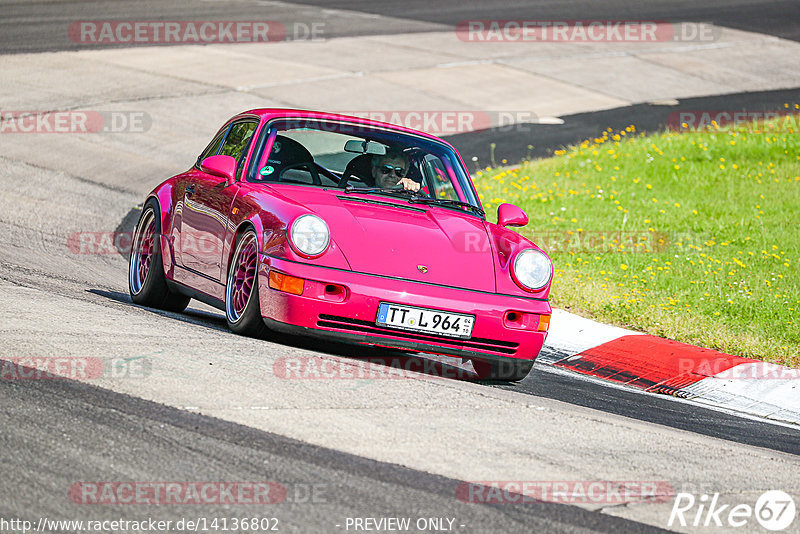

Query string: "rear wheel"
[225, 229, 269, 338]
[128, 201, 190, 312]
[471, 357, 534, 382]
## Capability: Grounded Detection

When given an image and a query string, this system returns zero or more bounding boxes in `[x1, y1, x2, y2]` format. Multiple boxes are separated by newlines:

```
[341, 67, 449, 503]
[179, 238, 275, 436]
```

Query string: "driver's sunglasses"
[379, 164, 406, 177]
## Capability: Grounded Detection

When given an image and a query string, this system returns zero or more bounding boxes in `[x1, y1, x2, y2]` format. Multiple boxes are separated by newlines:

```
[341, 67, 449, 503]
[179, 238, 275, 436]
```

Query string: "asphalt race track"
[0, 374, 668, 533]
[293, 0, 800, 43]
[446, 87, 800, 166]
[4, 0, 798, 163]
[1, 1, 799, 533]
[2, 0, 799, 53]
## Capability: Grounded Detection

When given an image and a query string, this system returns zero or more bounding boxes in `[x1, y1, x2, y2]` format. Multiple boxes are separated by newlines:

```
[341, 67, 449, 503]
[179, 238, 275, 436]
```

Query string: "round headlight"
[290, 214, 330, 257]
[512, 249, 552, 290]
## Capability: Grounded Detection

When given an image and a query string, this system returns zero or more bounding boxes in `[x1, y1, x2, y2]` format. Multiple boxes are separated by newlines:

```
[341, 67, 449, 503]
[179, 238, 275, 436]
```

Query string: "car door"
[179, 120, 258, 282]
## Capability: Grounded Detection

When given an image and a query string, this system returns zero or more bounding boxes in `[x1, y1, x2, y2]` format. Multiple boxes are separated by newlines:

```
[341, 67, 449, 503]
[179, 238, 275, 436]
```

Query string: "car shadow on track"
[88, 288, 231, 333]
[89, 288, 493, 382]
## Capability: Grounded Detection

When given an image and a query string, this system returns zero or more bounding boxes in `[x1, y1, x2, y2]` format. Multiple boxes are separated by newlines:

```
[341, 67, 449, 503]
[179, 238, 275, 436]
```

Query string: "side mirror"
[497, 203, 529, 228]
[200, 155, 237, 184]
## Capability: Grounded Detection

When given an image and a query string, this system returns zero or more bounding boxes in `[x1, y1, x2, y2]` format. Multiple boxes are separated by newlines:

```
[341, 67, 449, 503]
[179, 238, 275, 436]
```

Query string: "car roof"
[233, 108, 456, 148]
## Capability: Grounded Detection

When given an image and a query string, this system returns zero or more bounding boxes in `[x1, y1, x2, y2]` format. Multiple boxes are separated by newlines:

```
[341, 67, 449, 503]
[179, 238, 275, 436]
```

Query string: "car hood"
[290, 189, 497, 292]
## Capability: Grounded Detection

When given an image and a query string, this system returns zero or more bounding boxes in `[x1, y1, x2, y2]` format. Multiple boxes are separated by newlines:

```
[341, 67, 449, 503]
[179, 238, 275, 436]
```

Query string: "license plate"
[376, 302, 475, 339]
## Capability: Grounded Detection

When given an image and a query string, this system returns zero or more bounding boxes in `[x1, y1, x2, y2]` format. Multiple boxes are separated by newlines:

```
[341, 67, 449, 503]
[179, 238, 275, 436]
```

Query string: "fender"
[485, 221, 551, 300]
[147, 180, 178, 234]
[145, 180, 181, 278]
[228, 184, 352, 274]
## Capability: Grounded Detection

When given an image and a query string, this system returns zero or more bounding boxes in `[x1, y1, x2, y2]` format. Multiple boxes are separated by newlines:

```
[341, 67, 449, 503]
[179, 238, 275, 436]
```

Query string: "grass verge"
[474, 112, 800, 367]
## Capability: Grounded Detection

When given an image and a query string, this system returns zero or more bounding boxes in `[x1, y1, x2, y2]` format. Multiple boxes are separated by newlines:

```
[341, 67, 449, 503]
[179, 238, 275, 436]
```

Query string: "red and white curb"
[540, 310, 800, 425]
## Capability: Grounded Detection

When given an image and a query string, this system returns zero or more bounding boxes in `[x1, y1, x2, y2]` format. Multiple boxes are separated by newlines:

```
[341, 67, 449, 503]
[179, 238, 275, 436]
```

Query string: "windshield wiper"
[409, 196, 485, 216]
[343, 186, 416, 198]
[343, 186, 484, 216]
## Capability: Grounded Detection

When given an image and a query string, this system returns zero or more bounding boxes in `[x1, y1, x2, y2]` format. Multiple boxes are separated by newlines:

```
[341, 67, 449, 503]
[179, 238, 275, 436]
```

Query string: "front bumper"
[258, 255, 550, 362]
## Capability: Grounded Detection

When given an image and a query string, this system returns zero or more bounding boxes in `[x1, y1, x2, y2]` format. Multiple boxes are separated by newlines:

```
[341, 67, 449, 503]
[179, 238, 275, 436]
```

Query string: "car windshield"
[246, 118, 482, 215]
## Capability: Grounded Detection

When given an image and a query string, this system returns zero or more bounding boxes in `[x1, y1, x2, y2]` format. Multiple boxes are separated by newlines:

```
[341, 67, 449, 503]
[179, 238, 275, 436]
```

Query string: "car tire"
[128, 200, 191, 312]
[471, 357, 534, 382]
[225, 228, 269, 338]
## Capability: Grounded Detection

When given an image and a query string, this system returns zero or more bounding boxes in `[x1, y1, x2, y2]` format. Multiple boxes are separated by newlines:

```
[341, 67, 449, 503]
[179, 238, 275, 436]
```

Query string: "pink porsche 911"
[128, 109, 552, 381]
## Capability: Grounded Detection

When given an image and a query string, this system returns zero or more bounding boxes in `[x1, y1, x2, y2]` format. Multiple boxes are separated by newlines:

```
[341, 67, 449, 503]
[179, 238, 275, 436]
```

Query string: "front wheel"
[470, 357, 534, 382]
[225, 229, 269, 338]
[128, 201, 190, 312]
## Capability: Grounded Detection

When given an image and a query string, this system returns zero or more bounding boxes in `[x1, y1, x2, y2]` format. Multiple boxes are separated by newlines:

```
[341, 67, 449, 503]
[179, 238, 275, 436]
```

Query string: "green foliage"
[475, 115, 800, 366]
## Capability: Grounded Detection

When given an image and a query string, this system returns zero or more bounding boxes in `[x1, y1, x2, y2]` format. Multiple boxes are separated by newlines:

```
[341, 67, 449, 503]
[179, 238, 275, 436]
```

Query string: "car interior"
[252, 134, 428, 194]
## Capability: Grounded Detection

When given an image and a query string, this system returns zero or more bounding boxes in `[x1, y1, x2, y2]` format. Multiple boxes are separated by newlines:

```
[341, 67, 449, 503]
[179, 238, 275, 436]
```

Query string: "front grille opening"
[317, 314, 519, 355]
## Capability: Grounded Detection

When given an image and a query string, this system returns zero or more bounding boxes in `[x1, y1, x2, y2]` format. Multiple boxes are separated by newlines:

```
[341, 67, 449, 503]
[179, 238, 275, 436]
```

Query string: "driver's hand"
[396, 177, 421, 192]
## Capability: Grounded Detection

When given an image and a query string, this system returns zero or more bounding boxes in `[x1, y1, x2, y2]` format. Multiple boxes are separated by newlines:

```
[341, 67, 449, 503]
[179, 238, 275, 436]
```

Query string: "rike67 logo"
[669, 490, 796, 531]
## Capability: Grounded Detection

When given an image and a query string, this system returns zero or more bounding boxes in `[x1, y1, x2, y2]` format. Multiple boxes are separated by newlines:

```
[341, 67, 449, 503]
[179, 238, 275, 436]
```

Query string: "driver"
[372, 151, 421, 192]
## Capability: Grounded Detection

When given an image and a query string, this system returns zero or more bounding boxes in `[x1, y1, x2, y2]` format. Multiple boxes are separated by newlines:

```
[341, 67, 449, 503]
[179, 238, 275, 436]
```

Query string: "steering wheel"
[338, 169, 373, 189]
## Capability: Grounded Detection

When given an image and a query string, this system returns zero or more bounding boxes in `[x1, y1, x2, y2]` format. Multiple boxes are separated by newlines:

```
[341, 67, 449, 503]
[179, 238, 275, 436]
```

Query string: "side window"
[422, 155, 458, 201]
[219, 121, 258, 179]
[197, 130, 227, 165]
